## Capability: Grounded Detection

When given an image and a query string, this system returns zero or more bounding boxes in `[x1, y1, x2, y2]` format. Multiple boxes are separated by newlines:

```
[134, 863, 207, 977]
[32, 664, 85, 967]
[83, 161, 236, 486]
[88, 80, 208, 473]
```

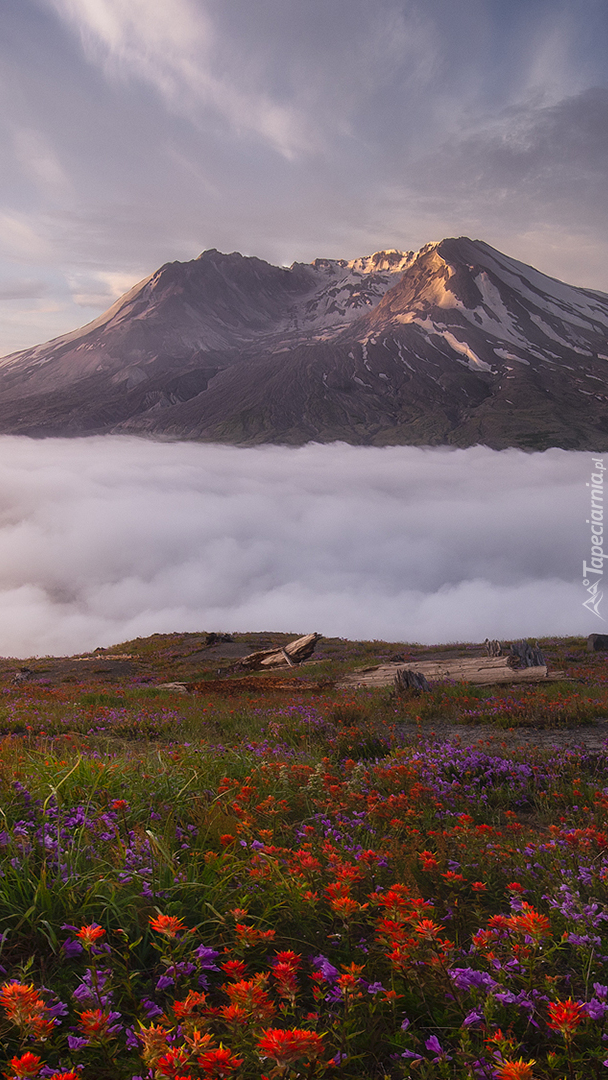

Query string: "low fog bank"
[0, 437, 592, 657]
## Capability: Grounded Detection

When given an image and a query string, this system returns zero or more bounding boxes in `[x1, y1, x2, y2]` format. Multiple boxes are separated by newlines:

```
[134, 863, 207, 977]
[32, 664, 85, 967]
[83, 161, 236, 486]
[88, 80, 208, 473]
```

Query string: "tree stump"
[507, 641, 545, 668]
[394, 668, 431, 694]
[484, 639, 502, 657]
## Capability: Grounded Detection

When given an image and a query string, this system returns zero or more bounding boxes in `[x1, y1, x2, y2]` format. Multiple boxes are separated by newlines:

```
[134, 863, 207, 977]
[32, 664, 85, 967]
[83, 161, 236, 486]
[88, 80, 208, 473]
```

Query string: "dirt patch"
[188, 675, 330, 696]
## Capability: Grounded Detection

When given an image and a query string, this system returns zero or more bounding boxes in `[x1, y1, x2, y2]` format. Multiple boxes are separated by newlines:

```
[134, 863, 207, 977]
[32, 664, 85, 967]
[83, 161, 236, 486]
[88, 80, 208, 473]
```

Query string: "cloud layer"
[0, 437, 593, 657]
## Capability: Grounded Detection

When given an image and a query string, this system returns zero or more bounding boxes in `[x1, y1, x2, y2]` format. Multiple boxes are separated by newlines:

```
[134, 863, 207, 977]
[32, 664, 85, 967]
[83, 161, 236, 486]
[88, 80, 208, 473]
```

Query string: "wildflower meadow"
[0, 633, 607, 1080]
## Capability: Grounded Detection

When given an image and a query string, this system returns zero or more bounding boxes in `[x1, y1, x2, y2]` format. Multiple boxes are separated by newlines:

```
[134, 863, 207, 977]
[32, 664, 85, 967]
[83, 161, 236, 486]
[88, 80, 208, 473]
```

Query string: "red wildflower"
[257, 1028, 325, 1067]
[138, 1021, 170, 1067]
[494, 1061, 536, 1080]
[77, 1008, 118, 1040]
[273, 950, 301, 969]
[196, 1046, 243, 1076]
[172, 990, 207, 1020]
[509, 903, 551, 940]
[0, 982, 54, 1040]
[221, 960, 247, 980]
[4, 1053, 42, 1079]
[224, 975, 275, 1022]
[414, 919, 445, 940]
[75, 924, 106, 947]
[149, 913, 186, 938]
[46, 1073, 82, 1080]
[547, 998, 585, 1035]
[155, 1047, 190, 1078]
[183, 1030, 214, 1054]
[272, 962, 299, 1002]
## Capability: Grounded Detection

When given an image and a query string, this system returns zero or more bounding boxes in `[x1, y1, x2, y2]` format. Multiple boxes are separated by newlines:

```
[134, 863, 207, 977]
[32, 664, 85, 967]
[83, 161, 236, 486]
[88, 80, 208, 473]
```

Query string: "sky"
[0, 438, 594, 657]
[1, 0, 608, 356]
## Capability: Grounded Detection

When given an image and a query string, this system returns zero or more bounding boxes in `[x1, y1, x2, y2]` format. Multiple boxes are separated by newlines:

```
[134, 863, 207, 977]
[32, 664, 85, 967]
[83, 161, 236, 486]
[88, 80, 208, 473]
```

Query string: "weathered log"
[507, 641, 545, 668]
[12, 667, 32, 685]
[337, 655, 562, 690]
[394, 668, 431, 694]
[237, 633, 321, 671]
[484, 639, 502, 657]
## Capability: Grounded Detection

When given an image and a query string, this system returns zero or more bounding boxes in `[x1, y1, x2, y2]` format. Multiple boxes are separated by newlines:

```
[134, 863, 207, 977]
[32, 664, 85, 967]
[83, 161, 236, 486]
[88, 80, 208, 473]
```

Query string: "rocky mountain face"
[1, 237, 608, 449]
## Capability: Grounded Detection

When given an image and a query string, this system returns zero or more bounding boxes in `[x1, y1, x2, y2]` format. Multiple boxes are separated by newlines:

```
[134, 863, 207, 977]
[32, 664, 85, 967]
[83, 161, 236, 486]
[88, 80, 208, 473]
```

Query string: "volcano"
[1, 237, 608, 449]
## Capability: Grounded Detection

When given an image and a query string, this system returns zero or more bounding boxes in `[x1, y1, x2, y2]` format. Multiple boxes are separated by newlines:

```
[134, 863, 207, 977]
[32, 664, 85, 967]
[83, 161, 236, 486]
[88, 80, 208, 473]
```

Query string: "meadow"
[0, 633, 607, 1080]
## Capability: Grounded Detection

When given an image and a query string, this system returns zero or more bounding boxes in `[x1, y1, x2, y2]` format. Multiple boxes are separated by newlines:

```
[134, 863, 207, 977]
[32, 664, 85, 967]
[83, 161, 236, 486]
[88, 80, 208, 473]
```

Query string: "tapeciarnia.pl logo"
[583, 456, 605, 619]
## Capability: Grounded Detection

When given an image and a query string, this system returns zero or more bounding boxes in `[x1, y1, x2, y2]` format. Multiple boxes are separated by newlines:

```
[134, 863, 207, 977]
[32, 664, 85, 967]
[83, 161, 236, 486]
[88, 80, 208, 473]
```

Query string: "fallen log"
[235, 633, 321, 671]
[338, 654, 565, 691]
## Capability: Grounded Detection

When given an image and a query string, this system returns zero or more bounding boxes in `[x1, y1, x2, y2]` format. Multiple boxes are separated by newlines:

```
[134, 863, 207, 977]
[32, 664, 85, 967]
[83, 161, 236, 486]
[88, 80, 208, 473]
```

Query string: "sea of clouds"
[0, 436, 594, 657]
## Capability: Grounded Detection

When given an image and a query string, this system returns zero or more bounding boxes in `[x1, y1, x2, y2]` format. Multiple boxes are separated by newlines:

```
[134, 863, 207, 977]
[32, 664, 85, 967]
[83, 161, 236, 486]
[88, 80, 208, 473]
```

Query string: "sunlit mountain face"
[1, 237, 608, 449]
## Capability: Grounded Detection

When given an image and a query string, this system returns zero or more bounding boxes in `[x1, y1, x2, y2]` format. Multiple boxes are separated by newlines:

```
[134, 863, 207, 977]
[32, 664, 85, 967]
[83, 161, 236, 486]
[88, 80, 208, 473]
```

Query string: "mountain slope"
[1, 238, 607, 449]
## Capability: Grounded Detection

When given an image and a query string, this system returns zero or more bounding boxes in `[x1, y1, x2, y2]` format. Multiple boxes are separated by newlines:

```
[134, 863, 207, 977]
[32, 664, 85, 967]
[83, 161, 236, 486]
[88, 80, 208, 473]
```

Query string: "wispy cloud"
[0, 438, 589, 657]
[44, 0, 319, 158]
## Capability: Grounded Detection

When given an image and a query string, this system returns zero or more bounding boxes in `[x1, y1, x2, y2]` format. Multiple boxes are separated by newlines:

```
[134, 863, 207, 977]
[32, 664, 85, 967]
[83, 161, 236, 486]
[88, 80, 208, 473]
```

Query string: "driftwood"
[12, 667, 32, 685]
[338, 654, 564, 691]
[484, 639, 502, 657]
[236, 633, 321, 671]
[394, 668, 431, 694]
[507, 641, 545, 668]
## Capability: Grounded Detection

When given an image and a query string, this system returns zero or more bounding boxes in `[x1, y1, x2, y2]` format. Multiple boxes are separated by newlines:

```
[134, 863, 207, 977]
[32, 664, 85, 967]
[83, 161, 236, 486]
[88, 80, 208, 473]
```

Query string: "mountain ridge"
[1, 236, 607, 450]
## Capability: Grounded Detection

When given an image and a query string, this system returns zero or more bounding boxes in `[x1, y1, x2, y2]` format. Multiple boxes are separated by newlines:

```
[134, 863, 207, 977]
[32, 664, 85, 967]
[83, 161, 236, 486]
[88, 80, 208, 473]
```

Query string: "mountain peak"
[0, 236, 607, 451]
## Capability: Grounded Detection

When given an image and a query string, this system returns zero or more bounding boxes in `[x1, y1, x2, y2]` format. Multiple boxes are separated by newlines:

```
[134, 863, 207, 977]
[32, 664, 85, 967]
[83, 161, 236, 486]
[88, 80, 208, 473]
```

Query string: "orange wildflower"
[494, 1059, 536, 1080]
[149, 913, 186, 938]
[0, 982, 54, 1040]
[224, 974, 275, 1022]
[156, 1046, 190, 1077]
[196, 1046, 243, 1076]
[509, 903, 551, 940]
[172, 990, 207, 1020]
[547, 998, 585, 1035]
[77, 1008, 119, 1040]
[414, 919, 445, 940]
[138, 1021, 170, 1067]
[257, 1028, 325, 1067]
[5, 1052, 42, 1079]
[75, 924, 106, 947]
[221, 960, 247, 980]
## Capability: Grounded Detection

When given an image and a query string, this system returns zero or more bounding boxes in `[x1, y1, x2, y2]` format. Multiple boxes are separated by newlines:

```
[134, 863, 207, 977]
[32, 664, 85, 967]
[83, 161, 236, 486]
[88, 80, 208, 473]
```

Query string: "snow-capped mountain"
[0, 237, 607, 449]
